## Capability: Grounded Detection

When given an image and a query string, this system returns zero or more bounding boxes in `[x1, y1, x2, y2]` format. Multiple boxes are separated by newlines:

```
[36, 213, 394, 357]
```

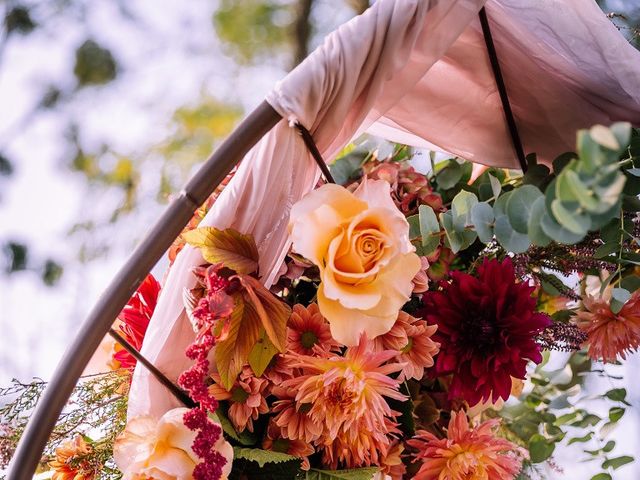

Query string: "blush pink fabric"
[128, 0, 640, 418]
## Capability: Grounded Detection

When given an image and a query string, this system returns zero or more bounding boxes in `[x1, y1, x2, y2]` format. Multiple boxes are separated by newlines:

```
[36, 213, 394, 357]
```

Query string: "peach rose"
[114, 408, 233, 480]
[289, 179, 421, 345]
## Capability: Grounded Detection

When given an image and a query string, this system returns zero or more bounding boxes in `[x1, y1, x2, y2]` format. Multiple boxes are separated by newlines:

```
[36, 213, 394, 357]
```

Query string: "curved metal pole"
[7, 101, 282, 480]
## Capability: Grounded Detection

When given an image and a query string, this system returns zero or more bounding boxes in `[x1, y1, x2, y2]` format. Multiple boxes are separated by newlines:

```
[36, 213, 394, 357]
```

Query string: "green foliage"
[0, 153, 13, 177]
[4, 6, 36, 35]
[73, 40, 118, 87]
[230, 447, 302, 480]
[305, 468, 380, 479]
[214, 0, 291, 64]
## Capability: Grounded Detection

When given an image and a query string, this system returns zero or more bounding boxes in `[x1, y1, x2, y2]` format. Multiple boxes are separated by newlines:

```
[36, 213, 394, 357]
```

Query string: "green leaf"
[470, 202, 495, 243]
[602, 456, 634, 470]
[213, 408, 256, 446]
[528, 434, 555, 463]
[440, 211, 477, 253]
[610, 288, 631, 314]
[527, 196, 552, 246]
[305, 468, 380, 480]
[563, 170, 601, 212]
[248, 329, 279, 377]
[590, 124, 621, 151]
[488, 173, 502, 198]
[437, 160, 464, 190]
[452, 190, 479, 229]
[620, 275, 640, 293]
[605, 388, 628, 402]
[418, 205, 441, 255]
[183, 227, 259, 274]
[553, 152, 577, 174]
[493, 191, 512, 218]
[602, 440, 616, 453]
[329, 155, 363, 185]
[233, 448, 299, 468]
[568, 432, 594, 444]
[625, 168, 640, 177]
[494, 215, 530, 253]
[609, 407, 625, 423]
[523, 164, 551, 188]
[407, 214, 421, 240]
[595, 243, 618, 259]
[540, 210, 585, 244]
[590, 474, 612, 480]
[506, 185, 543, 233]
[610, 122, 631, 150]
[551, 199, 591, 235]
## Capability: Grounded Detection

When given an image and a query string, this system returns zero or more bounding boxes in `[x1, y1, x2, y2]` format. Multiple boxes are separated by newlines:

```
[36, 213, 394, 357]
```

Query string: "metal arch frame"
[7, 101, 282, 480]
[7, 7, 523, 479]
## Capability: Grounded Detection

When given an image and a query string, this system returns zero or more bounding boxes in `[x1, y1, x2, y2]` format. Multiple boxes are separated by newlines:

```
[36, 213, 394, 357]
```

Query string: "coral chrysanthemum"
[421, 258, 551, 405]
[282, 336, 405, 468]
[408, 411, 526, 480]
[374, 311, 439, 381]
[575, 290, 640, 362]
[209, 366, 269, 433]
[111, 274, 160, 371]
[287, 303, 341, 355]
[271, 386, 323, 443]
[49, 435, 97, 480]
[263, 422, 314, 470]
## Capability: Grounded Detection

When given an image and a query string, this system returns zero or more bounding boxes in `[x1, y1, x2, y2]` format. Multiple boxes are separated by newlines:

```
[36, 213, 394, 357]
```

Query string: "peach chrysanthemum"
[209, 366, 269, 432]
[283, 336, 405, 468]
[374, 311, 440, 381]
[408, 411, 526, 480]
[272, 386, 323, 443]
[49, 435, 97, 480]
[287, 303, 341, 355]
[575, 291, 640, 362]
[319, 417, 400, 470]
[380, 440, 407, 480]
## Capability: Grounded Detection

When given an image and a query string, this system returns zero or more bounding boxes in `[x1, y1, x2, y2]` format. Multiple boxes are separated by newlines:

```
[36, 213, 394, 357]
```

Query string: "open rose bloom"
[113, 408, 233, 480]
[289, 179, 421, 345]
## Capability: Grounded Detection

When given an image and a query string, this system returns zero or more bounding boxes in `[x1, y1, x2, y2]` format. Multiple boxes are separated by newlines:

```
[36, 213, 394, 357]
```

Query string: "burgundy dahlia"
[421, 258, 551, 405]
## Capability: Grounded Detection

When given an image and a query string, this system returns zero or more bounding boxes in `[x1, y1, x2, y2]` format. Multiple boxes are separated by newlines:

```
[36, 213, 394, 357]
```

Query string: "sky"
[1, 0, 640, 478]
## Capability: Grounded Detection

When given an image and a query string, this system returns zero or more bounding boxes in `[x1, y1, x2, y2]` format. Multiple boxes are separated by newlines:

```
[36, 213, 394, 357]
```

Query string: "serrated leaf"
[248, 329, 279, 377]
[183, 227, 259, 274]
[305, 467, 380, 480]
[213, 408, 256, 446]
[215, 278, 290, 389]
[234, 447, 299, 468]
[494, 215, 530, 253]
[506, 185, 543, 233]
[470, 202, 495, 243]
[602, 456, 634, 470]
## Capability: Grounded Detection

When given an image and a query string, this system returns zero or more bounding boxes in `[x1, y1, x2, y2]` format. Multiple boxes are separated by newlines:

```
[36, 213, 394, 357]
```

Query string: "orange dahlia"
[575, 291, 640, 362]
[283, 336, 405, 468]
[49, 435, 97, 480]
[408, 411, 526, 480]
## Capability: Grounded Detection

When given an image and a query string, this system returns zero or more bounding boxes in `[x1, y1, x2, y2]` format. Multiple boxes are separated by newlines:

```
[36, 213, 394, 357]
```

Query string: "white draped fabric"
[129, 0, 640, 418]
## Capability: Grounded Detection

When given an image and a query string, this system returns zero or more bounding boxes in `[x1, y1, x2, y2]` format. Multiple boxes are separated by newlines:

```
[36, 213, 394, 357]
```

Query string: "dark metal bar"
[479, 7, 528, 173]
[7, 101, 281, 480]
[108, 328, 196, 408]
[295, 122, 336, 183]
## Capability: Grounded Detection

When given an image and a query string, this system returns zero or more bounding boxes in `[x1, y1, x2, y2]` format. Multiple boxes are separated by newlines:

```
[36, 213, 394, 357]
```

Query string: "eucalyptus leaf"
[540, 211, 584, 244]
[440, 211, 477, 253]
[470, 202, 495, 243]
[494, 215, 530, 253]
[452, 190, 478, 230]
[506, 185, 543, 233]
[488, 173, 502, 198]
[528, 196, 551, 246]
[528, 434, 555, 463]
[437, 160, 463, 190]
[611, 288, 631, 314]
[550, 199, 591, 235]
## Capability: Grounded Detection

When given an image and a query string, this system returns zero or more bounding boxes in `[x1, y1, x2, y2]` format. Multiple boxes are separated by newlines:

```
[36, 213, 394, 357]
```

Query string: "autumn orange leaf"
[182, 227, 259, 275]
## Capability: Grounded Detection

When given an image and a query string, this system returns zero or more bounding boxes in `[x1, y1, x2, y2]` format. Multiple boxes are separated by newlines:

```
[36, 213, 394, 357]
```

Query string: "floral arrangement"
[2, 122, 640, 480]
